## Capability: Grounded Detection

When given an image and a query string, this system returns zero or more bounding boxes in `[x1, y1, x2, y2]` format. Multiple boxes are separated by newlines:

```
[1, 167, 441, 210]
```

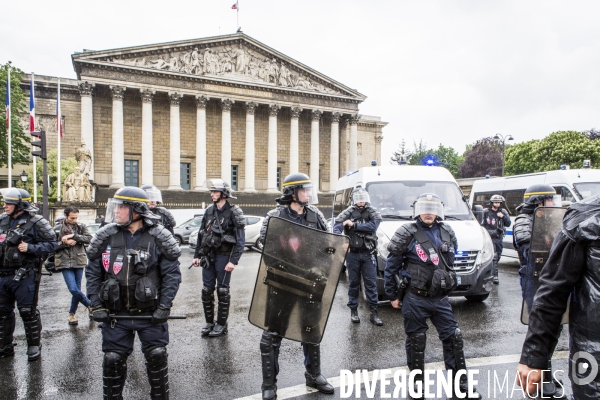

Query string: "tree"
[0, 62, 31, 168]
[20, 149, 77, 201]
[458, 137, 503, 178]
[391, 140, 463, 178]
[503, 139, 539, 176]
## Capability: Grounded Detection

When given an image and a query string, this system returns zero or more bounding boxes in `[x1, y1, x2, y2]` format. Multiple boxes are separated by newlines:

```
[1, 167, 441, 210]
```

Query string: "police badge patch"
[113, 262, 123, 275]
[0, 234, 6, 243]
[430, 250, 439, 266]
[102, 252, 110, 272]
[415, 244, 428, 262]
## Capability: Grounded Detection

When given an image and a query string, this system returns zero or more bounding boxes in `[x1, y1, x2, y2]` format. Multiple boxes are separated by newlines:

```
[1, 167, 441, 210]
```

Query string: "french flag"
[29, 74, 35, 132]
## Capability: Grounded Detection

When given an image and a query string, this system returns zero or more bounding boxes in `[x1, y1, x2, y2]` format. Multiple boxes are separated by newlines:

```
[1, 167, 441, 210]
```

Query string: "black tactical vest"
[202, 205, 237, 252]
[98, 230, 161, 312]
[347, 207, 377, 251]
[0, 214, 38, 269]
[278, 206, 319, 229]
[405, 224, 451, 292]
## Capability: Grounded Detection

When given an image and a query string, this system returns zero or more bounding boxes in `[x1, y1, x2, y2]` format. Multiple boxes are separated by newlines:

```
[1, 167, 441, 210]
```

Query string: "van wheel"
[465, 294, 489, 302]
[174, 236, 182, 246]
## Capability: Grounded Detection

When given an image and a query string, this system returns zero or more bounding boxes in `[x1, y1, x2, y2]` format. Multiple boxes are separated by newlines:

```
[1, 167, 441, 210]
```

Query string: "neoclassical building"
[17, 33, 386, 195]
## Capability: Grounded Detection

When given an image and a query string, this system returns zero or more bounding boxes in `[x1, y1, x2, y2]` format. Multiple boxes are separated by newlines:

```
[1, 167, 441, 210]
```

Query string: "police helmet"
[523, 184, 559, 206]
[352, 187, 370, 206]
[1, 188, 37, 214]
[276, 173, 318, 206]
[105, 186, 159, 226]
[140, 184, 163, 205]
[205, 179, 237, 200]
[489, 194, 505, 204]
[413, 193, 445, 219]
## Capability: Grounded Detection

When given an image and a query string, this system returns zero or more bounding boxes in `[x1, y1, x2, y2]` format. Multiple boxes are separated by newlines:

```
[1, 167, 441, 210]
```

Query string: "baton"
[109, 314, 187, 320]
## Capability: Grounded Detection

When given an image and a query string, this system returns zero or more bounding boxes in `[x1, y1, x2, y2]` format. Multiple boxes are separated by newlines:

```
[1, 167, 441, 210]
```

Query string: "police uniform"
[258, 173, 335, 400]
[480, 195, 511, 284]
[0, 188, 55, 361]
[333, 190, 383, 325]
[383, 193, 481, 400]
[86, 187, 181, 399]
[193, 179, 245, 338]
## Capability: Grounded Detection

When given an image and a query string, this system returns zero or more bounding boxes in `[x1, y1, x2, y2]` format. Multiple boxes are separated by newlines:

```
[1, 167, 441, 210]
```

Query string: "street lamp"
[20, 170, 28, 187]
[493, 133, 514, 176]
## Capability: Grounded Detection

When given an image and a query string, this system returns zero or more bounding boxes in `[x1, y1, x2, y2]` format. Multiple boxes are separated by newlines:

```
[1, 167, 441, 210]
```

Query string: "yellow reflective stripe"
[283, 179, 311, 187]
[1, 196, 20, 201]
[524, 191, 555, 198]
[114, 194, 150, 203]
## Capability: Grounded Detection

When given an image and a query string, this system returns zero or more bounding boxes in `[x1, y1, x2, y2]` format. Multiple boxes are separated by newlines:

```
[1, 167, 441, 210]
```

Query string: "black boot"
[540, 361, 567, 399]
[145, 346, 169, 399]
[260, 331, 278, 400]
[493, 256, 499, 284]
[209, 287, 230, 337]
[369, 306, 383, 326]
[408, 332, 426, 400]
[200, 287, 214, 336]
[350, 309, 360, 323]
[450, 328, 481, 400]
[103, 351, 127, 400]
[304, 344, 334, 394]
[0, 310, 15, 358]
[19, 307, 42, 361]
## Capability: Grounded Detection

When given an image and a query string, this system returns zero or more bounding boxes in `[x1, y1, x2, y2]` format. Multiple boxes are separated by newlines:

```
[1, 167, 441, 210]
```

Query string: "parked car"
[189, 215, 265, 251]
[173, 216, 203, 246]
[86, 223, 101, 236]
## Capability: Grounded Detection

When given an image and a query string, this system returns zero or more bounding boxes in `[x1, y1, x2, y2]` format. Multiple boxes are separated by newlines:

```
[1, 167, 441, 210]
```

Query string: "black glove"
[92, 306, 110, 323]
[152, 306, 170, 324]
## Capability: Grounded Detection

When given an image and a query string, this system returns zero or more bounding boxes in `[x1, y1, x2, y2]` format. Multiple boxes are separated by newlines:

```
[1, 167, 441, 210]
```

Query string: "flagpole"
[7, 64, 12, 188]
[237, 1, 239, 31]
[57, 79, 61, 203]
[31, 73, 37, 203]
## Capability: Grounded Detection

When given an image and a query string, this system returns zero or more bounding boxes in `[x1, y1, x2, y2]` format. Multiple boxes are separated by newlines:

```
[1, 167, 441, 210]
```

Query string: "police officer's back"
[0, 188, 55, 361]
[86, 187, 181, 399]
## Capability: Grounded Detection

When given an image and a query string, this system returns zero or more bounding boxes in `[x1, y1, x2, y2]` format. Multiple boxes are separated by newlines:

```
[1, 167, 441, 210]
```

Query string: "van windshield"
[574, 182, 600, 199]
[366, 181, 473, 221]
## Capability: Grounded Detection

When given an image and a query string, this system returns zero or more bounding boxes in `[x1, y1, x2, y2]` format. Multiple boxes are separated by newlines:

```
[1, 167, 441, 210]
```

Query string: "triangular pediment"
[72, 33, 365, 101]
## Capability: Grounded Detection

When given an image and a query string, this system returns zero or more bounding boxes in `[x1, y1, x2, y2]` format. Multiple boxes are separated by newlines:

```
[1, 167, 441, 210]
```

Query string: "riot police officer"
[258, 173, 334, 400]
[86, 187, 182, 399]
[480, 194, 511, 284]
[513, 184, 566, 399]
[192, 179, 245, 338]
[0, 188, 55, 361]
[384, 193, 481, 400]
[141, 185, 177, 234]
[333, 187, 383, 325]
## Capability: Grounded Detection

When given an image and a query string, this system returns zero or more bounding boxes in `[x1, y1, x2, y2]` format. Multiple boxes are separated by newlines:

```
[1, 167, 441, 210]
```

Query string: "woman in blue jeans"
[53, 206, 93, 325]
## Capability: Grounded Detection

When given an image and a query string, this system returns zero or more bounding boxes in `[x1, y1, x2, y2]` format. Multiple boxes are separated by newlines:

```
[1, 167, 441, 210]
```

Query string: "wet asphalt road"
[0, 249, 571, 400]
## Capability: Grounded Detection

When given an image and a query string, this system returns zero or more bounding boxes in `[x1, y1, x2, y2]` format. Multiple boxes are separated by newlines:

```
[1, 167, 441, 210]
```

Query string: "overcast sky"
[3, 0, 599, 164]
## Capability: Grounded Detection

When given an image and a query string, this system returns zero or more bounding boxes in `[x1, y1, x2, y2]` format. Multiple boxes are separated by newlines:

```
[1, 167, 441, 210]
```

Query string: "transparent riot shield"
[521, 207, 569, 325]
[248, 217, 349, 344]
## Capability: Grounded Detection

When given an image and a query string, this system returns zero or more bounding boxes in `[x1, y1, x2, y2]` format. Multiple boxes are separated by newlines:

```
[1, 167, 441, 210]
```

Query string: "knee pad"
[18, 307, 34, 319]
[0, 308, 12, 318]
[103, 351, 127, 370]
[217, 287, 230, 300]
[451, 328, 464, 351]
[144, 346, 168, 366]
[201, 287, 214, 301]
[260, 331, 276, 352]
[409, 332, 426, 352]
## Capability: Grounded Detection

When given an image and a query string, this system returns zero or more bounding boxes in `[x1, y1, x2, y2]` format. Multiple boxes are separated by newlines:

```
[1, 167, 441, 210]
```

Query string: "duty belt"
[349, 248, 371, 253]
[410, 286, 430, 297]
[0, 270, 17, 277]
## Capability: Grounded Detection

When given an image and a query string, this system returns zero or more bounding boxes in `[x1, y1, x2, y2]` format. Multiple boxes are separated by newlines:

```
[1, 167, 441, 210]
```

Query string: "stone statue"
[75, 140, 93, 177]
[63, 167, 92, 203]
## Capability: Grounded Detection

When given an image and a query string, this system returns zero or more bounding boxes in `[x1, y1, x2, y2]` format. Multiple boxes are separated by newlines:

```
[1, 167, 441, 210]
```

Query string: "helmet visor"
[295, 183, 318, 205]
[104, 198, 132, 226]
[144, 187, 163, 203]
[352, 190, 370, 205]
[414, 198, 445, 219]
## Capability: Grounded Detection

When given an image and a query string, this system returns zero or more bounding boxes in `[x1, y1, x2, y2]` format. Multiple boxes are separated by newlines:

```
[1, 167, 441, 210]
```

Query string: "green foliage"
[504, 131, 600, 175]
[391, 140, 463, 178]
[0, 62, 31, 168]
[20, 149, 77, 201]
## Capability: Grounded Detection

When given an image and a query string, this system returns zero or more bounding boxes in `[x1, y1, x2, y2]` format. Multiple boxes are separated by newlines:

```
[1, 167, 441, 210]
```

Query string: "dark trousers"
[0, 270, 36, 312]
[492, 239, 503, 276]
[269, 333, 312, 376]
[202, 253, 232, 290]
[346, 251, 378, 308]
[401, 292, 459, 370]
[100, 313, 169, 355]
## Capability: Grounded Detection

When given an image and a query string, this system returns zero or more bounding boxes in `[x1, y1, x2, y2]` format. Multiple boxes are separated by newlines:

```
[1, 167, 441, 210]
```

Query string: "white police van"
[334, 165, 495, 302]
[469, 168, 600, 256]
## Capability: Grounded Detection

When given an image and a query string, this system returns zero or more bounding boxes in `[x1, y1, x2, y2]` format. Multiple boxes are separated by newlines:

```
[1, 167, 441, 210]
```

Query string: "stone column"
[349, 114, 361, 171]
[329, 112, 341, 192]
[194, 95, 209, 190]
[168, 93, 182, 190]
[78, 81, 95, 181]
[221, 99, 234, 181]
[109, 85, 125, 188]
[266, 104, 281, 193]
[289, 106, 302, 174]
[341, 117, 350, 172]
[375, 135, 384, 166]
[310, 109, 323, 190]
[244, 102, 258, 192]
[140, 89, 155, 186]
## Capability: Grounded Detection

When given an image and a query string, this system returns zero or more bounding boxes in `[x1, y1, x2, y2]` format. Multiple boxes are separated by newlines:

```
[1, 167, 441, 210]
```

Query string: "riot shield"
[248, 216, 349, 344]
[521, 207, 569, 325]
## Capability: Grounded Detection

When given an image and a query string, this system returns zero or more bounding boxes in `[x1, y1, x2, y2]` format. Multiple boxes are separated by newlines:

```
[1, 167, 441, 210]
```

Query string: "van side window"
[554, 186, 575, 203]
[504, 190, 525, 216]
[471, 191, 496, 211]
[333, 189, 354, 217]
